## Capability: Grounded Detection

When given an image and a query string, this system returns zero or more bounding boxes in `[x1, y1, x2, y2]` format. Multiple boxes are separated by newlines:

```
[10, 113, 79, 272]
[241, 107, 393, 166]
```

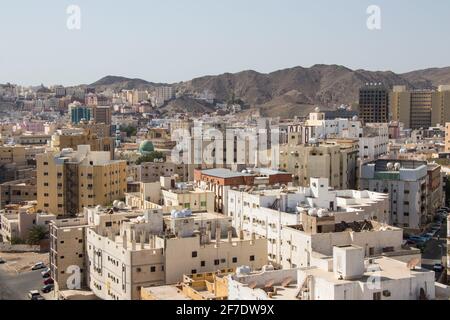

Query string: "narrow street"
[421, 221, 447, 280]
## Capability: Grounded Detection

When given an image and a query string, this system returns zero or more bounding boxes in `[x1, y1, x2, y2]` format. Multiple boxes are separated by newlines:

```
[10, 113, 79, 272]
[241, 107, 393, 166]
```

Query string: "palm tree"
[27, 225, 49, 245]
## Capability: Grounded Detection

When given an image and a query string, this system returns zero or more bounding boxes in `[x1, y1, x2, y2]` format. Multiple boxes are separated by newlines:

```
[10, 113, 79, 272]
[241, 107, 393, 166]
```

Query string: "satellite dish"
[407, 258, 421, 270]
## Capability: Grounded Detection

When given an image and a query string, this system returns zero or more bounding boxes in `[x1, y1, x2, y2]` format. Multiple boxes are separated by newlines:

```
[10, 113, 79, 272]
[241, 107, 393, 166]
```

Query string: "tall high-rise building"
[36, 145, 127, 216]
[54, 86, 66, 98]
[93, 106, 112, 125]
[70, 105, 92, 124]
[359, 83, 389, 124]
[391, 85, 450, 129]
[154, 86, 174, 106]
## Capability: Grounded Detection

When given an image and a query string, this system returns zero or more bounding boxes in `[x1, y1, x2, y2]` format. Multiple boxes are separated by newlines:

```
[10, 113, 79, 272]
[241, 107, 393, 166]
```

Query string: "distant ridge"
[87, 64, 450, 117]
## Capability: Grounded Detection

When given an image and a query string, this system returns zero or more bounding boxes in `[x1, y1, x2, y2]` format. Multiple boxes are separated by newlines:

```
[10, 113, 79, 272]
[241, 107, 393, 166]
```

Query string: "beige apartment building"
[137, 162, 188, 183]
[36, 145, 127, 216]
[391, 85, 450, 129]
[0, 145, 27, 166]
[0, 177, 37, 209]
[49, 206, 154, 296]
[279, 142, 358, 189]
[51, 128, 114, 160]
[79, 204, 266, 300]
[160, 178, 215, 213]
[49, 216, 89, 293]
[445, 122, 450, 152]
[0, 202, 55, 243]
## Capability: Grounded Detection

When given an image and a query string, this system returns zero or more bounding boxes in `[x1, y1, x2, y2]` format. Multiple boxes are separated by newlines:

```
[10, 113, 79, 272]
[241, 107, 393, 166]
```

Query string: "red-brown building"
[194, 168, 292, 213]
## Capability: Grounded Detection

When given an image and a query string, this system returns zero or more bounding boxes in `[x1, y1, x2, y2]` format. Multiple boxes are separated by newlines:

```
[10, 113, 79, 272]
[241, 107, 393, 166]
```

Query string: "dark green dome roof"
[139, 140, 155, 154]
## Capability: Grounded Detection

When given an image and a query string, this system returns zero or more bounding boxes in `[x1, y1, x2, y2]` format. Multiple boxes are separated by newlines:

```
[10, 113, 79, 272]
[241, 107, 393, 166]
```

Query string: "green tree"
[27, 225, 49, 245]
[10, 237, 25, 245]
[135, 151, 166, 165]
[122, 126, 137, 137]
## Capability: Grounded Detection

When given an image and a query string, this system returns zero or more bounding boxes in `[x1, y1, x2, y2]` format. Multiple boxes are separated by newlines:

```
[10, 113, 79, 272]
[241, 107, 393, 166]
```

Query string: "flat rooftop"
[303, 256, 432, 285]
[200, 168, 252, 178]
[141, 286, 190, 300]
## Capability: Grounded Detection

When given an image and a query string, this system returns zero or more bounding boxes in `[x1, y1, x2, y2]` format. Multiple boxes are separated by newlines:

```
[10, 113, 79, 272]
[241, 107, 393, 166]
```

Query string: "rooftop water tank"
[308, 208, 318, 217]
[317, 208, 329, 218]
[236, 266, 251, 275]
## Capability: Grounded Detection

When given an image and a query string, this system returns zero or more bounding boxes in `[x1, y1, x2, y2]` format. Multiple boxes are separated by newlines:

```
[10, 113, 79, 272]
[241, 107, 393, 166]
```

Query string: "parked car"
[423, 232, 435, 239]
[434, 264, 444, 272]
[41, 268, 51, 277]
[41, 284, 54, 293]
[43, 278, 54, 285]
[431, 227, 440, 234]
[432, 222, 441, 228]
[28, 290, 43, 300]
[31, 262, 46, 271]
[0, 258, 5, 264]
[408, 236, 428, 244]
[419, 234, 432, 242]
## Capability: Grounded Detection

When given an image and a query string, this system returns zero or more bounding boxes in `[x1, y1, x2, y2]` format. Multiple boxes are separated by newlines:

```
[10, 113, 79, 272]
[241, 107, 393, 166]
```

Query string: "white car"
[41, 267, 51, 275]
[28, 290, 42, 300]
[31, 262, 46, 271]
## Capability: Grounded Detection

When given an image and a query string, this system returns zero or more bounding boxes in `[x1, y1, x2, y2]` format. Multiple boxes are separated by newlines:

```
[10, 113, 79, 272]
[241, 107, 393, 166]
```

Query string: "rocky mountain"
[89, 65, 450, 118]
[401, 66, 450, 88]
[89, 76, 167, 91]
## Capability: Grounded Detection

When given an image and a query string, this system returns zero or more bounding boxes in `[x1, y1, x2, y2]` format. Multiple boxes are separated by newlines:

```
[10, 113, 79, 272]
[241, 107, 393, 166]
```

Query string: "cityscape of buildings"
[0, 77, 449, 302]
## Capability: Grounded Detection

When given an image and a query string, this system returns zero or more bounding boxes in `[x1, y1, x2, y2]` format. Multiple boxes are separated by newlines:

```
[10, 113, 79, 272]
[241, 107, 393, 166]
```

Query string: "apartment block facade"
[36, 145, 127, 216]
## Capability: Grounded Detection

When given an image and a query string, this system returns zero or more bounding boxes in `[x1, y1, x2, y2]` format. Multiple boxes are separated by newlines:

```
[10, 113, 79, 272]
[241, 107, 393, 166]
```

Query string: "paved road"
[421, 221, 447, 280]
[0, 267, 44, 300]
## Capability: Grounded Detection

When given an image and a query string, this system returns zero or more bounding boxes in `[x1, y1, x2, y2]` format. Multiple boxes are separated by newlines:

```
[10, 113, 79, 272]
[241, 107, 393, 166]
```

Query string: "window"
[150, 266, 156, 272]
[201, 261, 205, 267]
[192, 251, 198, 258]
[191, 269, 197, 274]
[373, 292, 382, 300]
[214, 259, 220, 265]
[136, 268, 141, 272]
[232, 257, 238, 263]
[249, 255, 255, 261]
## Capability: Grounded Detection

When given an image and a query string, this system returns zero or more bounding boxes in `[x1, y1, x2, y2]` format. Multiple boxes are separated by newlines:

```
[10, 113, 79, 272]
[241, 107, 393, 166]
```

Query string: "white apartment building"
[296, 246, 435, 300]
[227, 177, 390, 265]
[86, 208, 267, 300]
[228, 245, 435, 300]
[360, 159, 428, 230]
[303, 110, 362, 141]
[125, 177, 216, 214]
[280, 214, 420, 270]
[359, 123, 389, 162]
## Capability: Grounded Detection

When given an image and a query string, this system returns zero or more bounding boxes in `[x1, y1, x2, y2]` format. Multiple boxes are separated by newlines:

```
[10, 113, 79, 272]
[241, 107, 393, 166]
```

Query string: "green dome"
[139, 140, 155, 155]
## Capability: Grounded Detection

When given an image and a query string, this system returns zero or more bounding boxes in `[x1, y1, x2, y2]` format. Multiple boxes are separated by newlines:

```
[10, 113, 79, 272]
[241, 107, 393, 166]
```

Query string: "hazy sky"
[1, 0, 449, 86]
